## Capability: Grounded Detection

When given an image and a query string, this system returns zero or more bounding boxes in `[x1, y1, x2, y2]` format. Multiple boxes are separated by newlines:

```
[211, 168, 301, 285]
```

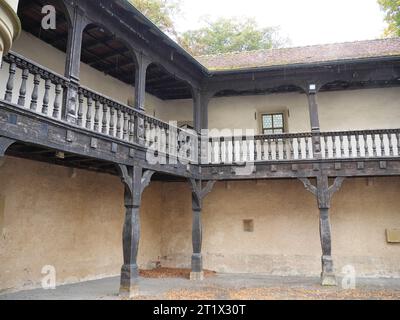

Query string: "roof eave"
[207, 55, 400, 76]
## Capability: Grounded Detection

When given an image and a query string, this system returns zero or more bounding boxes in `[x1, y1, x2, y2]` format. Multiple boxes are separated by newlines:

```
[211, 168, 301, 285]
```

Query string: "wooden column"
[307, 84, 322, 159]
[117, 165, 155, 298]
[134, 53, 151, 112]
[299, 175, 345, 286]
[63, 6, 86, 124]
[189, 179, 216, 280]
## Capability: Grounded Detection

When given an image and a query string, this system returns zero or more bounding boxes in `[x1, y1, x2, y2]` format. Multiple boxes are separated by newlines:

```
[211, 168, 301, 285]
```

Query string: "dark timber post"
[299, 175, 345, 286]
[117, 164, 155, 298]
[134, 53, 151, 112]
[307, 84, 322, 159]
[189, 179, 216, 280]
[200, 91, 213, 131]
[63, 6, 86, 124]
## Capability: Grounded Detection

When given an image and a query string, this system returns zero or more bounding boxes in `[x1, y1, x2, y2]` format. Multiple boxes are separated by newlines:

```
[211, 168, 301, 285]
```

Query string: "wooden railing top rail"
[4, 51, 69, 84]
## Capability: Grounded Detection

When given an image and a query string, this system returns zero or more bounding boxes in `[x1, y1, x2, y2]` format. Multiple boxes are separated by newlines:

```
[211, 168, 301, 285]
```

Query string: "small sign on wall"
[386, 229, 400, 243]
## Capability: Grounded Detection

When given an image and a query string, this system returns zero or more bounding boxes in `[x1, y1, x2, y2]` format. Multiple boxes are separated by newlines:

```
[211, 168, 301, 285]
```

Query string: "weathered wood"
[117, 164, 155, 298]
[189, 179, 216, 280]
[299, 175, 345, 286]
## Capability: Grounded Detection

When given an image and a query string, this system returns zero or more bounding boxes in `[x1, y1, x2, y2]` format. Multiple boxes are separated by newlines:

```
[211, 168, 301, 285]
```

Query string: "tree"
[378, 0, 400, 36]
[128, 0, 181, 37]
[179, 17, 290, 56]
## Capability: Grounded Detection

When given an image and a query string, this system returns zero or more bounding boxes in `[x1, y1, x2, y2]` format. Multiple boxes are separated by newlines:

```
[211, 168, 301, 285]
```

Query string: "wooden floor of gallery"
[1, 273, 400, 300]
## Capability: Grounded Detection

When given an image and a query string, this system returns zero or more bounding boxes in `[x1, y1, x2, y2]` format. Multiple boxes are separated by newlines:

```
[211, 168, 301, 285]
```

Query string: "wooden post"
[63, 7, 86, 124]
[117, 165, 155, 298]
[189, 179, 216, 280]
[307, 84, 322, 159]
[134, 53, 151, 112]
[299, 175, 345, 286]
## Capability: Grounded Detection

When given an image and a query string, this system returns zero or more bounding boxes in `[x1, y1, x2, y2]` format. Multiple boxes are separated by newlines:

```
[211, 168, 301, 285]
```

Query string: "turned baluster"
[289, 138, 294, 160]
[208, 139, 213, 163]
[397, 133, 400, 156]
[275, 138, 279, 160]
[332, 136, 337, 158]
[123, 112, 129, 140]
[109, 106, 115, 137]
[267, 138, 272, 160]
[283, 138, 288, 160]
[77, 92, 84, 126]
[5, 62, 16, 102]
[216, 137, 221, 163]
[30, 73, 41, 111]
[296, 137, 301, 159]
[232, 139, 237, 163]
[379, 133, 385, 156]
[355, 134, 361, 158]
[129, 113, 134, 142]
[41, 78, 51, 115]
[305, 137, 310, 159]
[245, 138, 251, 162]
[94, 99, 101, 132]
[388, 132, 394, 157]
[347, 135, 353, 158]
[238, 137, 243, 162]
[116, 109, 122, 139]
[323, 135, 329, 159]
[102, 103, 108, 134]
[18, 68, 29, 107]
[86, 96, 93, 129]
[372, 134, 377, 157]
[339, 135, 345, 157]
[226, 138, 231, 163]
[260, 139, 266, 161]
[363, 134, 369, 157]
[52, 83, 62, 119]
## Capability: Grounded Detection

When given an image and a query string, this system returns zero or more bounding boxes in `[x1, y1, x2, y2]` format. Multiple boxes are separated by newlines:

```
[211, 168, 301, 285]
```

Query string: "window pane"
[262, 115, 273, 129]
[274, 129, 284, 134]
[273, 114, 283, 128]
[264, 129, 274, 135]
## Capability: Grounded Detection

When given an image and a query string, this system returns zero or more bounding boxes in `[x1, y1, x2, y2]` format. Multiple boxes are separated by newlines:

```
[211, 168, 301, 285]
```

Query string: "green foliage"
[179, 17, 289, 56]
[127, 1, 290, 55]
[378, 0, 400, 36]
[128, 0, 181, 36]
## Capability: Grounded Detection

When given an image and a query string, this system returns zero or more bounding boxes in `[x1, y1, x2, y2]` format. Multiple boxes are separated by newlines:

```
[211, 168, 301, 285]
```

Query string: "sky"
[175, 0, 388, 47]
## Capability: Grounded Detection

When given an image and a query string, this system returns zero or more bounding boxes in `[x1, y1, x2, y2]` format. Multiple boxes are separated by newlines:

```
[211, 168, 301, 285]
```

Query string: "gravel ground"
[1, 269, 400, 300]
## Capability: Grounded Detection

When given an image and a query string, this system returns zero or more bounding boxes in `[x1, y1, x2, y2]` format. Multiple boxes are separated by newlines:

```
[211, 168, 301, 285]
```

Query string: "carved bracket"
[0, 137, 16, 158]
[117, 164, 155, 199]
[299, 176, 345, 209]
[190, 179, 216, 202]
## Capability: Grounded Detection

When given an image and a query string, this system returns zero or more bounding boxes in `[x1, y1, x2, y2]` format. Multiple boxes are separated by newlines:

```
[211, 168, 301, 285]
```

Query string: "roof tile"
[196, 38, 400, 71]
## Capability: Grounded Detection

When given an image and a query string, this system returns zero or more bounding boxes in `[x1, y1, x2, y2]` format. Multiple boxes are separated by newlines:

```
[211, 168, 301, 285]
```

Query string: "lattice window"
[262, 113, 285, 134]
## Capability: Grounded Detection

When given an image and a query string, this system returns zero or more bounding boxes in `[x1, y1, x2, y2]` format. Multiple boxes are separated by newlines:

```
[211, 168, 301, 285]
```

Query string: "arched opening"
[16, 0, 71, 74]
[80, 23, 138, 105]
[145, 62, 194, 128]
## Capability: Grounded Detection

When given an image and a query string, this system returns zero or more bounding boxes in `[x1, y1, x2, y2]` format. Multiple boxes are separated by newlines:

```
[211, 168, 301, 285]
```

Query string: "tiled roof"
[196, 38, 400, 71]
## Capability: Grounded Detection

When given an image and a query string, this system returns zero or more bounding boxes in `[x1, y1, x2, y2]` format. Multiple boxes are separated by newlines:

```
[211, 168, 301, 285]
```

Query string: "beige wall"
[0, 157, 163, 292]
[163, 87, 400, 134]
[1, 157, 399, 292]
[160, 179, 400, 278]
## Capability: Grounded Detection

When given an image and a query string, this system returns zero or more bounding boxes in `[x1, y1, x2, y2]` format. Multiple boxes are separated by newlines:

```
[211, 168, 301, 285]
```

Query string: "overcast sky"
[175, 0, 387, 47]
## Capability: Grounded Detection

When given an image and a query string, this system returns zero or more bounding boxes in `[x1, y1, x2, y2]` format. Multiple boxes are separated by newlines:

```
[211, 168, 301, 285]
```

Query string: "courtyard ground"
[1, 269, 400, 300]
